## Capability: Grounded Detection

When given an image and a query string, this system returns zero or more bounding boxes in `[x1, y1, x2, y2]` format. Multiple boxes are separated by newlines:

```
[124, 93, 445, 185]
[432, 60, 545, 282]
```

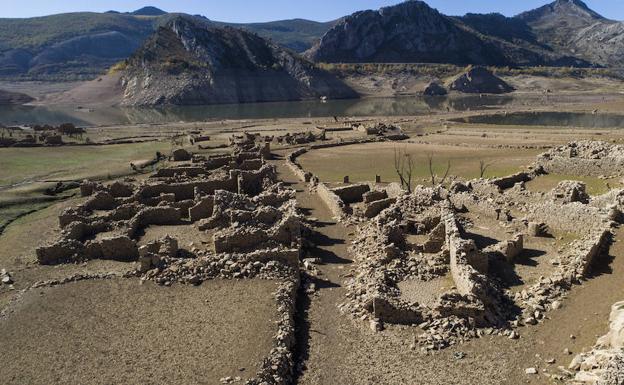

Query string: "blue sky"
[3, 0, 623, 21]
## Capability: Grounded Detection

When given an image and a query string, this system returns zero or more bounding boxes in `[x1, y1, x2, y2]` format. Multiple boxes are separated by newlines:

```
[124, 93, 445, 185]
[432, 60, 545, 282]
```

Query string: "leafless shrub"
[394, 147, 414, 192]
[428, 153, 451, 187]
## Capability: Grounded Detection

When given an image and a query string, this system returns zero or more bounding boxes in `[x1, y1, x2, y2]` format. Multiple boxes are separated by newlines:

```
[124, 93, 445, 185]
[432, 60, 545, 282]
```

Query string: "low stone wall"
[154, 167, 206, 178]
[37, 235, 140, 265]
[309, 137, 382, 150]
[316, 182, 349, 219]
[444, 211, 486, 299]
[246, 278, 299, 385]
[363, 197, 396, 218]
[286, 148, 311, 183]
[332, 183, 370, 204]
[490, 170, 540, 190]
[188, 197, 214, 222]
[128, 206, 182, 237]
[140, 177, 238, 201]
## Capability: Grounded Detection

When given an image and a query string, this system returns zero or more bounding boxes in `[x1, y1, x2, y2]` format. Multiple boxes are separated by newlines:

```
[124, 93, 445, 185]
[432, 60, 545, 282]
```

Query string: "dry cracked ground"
[1, 93, 624, 385]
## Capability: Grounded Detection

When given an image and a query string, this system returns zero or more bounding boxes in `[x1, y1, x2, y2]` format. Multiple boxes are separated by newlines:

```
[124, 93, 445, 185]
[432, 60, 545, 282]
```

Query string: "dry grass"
[298, 142, 542, 184]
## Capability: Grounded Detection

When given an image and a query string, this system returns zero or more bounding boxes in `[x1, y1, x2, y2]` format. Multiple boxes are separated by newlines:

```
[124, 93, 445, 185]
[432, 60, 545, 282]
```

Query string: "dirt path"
[272, 156, 356, 384]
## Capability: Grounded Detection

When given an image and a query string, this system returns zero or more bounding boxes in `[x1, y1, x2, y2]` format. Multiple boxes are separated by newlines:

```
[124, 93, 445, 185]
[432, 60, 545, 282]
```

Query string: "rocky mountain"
[305, 1, 510, 65]
[516, 0, 624, 67]
[118, 16, 356, 106]
[306, 0, 623, 67]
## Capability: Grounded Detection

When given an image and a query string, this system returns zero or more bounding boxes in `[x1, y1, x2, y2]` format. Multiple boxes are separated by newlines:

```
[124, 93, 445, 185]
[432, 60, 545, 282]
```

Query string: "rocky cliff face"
[120, 16, 356, 106]
[517, 0, 624, 68]
[305, 1, 509, 65]
[307, 0, 624, 68]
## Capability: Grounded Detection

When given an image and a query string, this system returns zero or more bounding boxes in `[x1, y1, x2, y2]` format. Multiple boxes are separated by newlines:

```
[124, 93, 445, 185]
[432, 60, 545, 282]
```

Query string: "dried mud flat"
[0, 278, 279, 385]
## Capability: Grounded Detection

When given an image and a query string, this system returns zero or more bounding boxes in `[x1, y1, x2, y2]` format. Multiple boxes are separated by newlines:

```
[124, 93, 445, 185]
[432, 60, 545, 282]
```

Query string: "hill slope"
[216, 18, 336, 52]
[117, 16, 356, 106]
[0, 12, 161, 79]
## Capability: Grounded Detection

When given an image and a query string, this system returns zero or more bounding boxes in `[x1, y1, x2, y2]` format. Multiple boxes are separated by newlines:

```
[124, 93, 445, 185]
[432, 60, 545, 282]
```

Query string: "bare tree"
[479, 159, 493, 178]
[427, 153, 451, 187]
[394, 147, 415, 192]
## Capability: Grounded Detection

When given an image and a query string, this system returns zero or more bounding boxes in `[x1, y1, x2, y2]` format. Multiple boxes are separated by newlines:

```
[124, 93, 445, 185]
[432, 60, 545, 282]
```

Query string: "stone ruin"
[27, 135, 624, 382]
[351, 122, 408, 140]
[35, 139, 302, 385]
[323, 142, 624, 351]
[273, 130, 326, 145]
[0, 122, 87, 147]
[536, 140, 624, 178]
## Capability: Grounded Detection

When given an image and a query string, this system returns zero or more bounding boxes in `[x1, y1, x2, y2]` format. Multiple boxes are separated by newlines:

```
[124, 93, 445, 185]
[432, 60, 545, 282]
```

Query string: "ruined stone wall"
[536, 141, 624, 177]
[286, 148, 311, 183]
[315, 182, 349, 219]
[490, 170, 540, 190]
[139, 177, 238, 201]
[331, 183, 370, 204]
[444, 210, 487, 299]
[154, 167, 207, 178]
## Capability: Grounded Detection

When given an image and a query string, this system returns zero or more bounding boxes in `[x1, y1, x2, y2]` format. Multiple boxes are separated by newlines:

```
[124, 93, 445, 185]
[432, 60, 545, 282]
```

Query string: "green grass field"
[0, 141, 170, 187]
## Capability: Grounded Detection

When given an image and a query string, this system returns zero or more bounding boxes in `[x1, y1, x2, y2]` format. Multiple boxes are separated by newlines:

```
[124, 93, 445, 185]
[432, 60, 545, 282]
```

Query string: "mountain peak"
[518, 0, 605, 22]
[553, 0, 602, 16]
[130, 6, 167, 16]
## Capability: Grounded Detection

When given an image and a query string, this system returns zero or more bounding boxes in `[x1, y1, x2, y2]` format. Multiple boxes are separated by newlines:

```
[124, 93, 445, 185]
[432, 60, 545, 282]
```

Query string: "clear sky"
[3, 0, 623, 22]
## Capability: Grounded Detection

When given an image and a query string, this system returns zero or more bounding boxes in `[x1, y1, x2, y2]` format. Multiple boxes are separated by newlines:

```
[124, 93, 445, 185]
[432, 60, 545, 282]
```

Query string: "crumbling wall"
[316, 183, 350, 219]
[363, 197, 396, 218]
[491, 170, 540, 190]
[526, 201, 608, 235]
[139, 176, 238, 201]
[536, 141, 624, 177]
[189, 196, 214, 222]
[332, 183, 370, 204]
